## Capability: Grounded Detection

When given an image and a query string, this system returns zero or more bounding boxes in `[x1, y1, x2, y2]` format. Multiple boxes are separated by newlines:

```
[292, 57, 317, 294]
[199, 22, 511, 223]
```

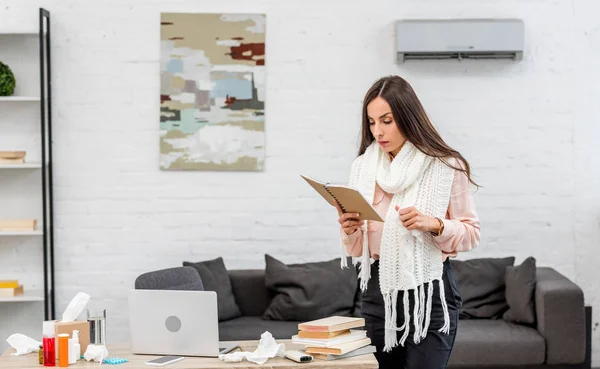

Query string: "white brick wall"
[1, 0, 598, 365]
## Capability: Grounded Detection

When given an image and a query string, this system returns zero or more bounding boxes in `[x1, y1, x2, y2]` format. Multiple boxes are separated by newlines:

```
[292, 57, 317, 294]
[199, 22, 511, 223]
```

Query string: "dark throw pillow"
[183, 257, 242, 321]
[263, 254, 358, 321]
[503, 256, 537, 325]
[451, 256, 515, 319]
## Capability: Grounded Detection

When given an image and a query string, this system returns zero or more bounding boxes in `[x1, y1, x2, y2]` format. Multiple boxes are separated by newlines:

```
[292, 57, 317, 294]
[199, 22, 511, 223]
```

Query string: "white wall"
[0, 0, 598, 364]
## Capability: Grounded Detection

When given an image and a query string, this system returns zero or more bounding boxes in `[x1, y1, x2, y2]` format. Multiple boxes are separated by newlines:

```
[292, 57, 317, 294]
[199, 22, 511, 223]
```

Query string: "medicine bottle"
[58, 333, 69, 367]
[42, 321, 56, 367]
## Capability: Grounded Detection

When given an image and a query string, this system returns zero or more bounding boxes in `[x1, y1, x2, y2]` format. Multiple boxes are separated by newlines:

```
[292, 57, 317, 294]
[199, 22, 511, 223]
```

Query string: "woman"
[336, 75, 480, 369]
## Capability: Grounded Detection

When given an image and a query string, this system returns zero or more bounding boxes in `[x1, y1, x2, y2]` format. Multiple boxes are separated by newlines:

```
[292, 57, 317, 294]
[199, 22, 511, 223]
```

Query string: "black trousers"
[361, 259, 462, 369]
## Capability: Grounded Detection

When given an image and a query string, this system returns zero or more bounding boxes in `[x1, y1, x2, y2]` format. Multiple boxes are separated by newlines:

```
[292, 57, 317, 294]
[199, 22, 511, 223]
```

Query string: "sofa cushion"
[451, 257, 515, 319]
[262, 254, 357, 321]
[183, 257, 242, 321]
[503, 256, 537, 325]
[229, 269, 273, 317]
[448, 319, 545, 366]
[219, 316, 301, 341]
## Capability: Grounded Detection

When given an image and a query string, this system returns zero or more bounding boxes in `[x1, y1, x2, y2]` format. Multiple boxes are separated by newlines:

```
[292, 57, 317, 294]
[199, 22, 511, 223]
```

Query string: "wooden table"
[1, 340, 378, 369]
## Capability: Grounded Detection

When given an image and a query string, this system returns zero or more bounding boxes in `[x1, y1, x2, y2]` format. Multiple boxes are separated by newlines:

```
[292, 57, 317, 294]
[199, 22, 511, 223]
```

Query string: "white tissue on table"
[6, 334, 42, 356]
[62, 292, 90, 322]
[219, 331, 285, 365]
[84, 344, 109, 362]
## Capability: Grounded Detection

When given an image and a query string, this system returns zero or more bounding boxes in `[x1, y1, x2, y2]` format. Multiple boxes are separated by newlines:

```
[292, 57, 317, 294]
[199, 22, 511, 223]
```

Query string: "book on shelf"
[0, 285, 24, 297]
[0, 150, 26, 159]
[0, 280, 19, 289]
[298, 316, 365, 333]
[0, 150, 26, 164]
[0, 158, 25, 164]
[300, 175, 383, 222]
[310, 345, 376, 361]
[0, 219, 38, 231]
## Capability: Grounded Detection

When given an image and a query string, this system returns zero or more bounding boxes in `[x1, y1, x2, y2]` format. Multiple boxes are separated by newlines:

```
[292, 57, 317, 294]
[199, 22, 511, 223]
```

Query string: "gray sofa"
[135, 258, 592, 369]
[220, 266, 592, 369]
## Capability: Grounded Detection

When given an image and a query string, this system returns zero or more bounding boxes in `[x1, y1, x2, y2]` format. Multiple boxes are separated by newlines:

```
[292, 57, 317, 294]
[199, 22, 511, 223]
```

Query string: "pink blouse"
[341, 160, 480, 261]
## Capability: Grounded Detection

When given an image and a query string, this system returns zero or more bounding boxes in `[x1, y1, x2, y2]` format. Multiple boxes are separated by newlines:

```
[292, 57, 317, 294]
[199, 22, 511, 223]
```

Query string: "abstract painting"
[160, 13, 265, 171]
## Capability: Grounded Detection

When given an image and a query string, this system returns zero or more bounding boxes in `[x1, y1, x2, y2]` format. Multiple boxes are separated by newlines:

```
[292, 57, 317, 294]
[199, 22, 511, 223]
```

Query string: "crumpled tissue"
[84, 344, 109, 363]
[6, 334, 41, 356]
[219, 331, 285, 365]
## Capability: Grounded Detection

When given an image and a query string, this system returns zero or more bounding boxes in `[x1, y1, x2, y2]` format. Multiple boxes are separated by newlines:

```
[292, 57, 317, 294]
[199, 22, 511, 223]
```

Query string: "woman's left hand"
[395, 205, 438, 233]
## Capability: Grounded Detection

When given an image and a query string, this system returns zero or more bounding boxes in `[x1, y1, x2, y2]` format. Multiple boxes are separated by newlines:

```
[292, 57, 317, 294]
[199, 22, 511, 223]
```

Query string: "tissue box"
[55, 321, 90, 353]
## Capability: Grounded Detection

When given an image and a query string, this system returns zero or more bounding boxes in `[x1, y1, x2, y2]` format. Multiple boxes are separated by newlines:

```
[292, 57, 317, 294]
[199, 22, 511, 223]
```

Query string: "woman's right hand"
[335, 201, 364, 235]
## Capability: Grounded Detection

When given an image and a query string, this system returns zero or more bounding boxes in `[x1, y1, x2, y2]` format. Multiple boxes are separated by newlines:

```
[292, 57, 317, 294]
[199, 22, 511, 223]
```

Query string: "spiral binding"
[325, 184, 346, 213]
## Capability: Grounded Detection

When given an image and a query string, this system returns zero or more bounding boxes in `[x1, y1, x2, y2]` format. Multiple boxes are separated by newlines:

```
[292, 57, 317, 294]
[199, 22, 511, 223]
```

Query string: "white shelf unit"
[0, 163, 43, 169]
[0, 30, 38, 35]
[0, 9, 54, 342]
[0, 96, 41, 102]
[0, 229, 43, 236]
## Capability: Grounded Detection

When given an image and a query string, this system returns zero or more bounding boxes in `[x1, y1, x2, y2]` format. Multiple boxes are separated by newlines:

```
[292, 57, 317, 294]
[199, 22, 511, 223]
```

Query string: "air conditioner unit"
[395, 19, 524, 63]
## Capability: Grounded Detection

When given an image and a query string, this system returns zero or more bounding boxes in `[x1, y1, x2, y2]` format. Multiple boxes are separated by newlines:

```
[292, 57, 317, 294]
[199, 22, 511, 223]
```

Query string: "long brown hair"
[359, 75, 480, 188]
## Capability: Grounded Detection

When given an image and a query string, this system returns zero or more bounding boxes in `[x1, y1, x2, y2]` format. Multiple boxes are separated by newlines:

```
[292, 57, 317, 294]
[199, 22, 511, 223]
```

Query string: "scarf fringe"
[358, 226, 370, 292]
[399, 290, 410, 346]
[422, 280, 434, 338]
[340, 226, 370, 292]
[339, 242, 361, 269]
[412, 285, 421, 345]
[382, 279, 450, 352]
[438, 278, 450, 334]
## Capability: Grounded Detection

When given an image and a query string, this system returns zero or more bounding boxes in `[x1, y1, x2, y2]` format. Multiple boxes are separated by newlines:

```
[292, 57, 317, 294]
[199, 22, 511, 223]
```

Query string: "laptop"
[128, 289, 239, 357]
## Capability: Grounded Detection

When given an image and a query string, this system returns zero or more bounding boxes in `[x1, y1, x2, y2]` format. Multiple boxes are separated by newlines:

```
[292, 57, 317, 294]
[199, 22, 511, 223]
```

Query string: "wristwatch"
[432, 217, 444, 237]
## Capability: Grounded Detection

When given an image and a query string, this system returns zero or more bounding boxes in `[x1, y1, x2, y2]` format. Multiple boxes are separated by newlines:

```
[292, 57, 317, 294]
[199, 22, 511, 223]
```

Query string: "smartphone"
[145, 356, 184, 366]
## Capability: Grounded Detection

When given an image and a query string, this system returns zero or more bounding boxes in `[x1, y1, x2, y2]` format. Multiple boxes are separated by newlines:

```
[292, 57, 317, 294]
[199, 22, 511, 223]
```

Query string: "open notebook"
[301, 175, 384, 222]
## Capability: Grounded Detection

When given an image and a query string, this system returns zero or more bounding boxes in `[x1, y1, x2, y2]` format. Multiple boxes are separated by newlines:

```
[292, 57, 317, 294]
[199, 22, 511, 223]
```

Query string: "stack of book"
[292, 316, 376, 361]
[0, 280, 24, 298]
[0, 150, 26, 164]
[0, 219, 37, 232]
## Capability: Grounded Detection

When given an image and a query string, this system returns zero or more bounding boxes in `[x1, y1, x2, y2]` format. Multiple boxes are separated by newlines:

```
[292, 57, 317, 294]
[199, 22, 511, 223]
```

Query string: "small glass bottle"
[38, 344, 43, 365]
[42, 321, 56, 367]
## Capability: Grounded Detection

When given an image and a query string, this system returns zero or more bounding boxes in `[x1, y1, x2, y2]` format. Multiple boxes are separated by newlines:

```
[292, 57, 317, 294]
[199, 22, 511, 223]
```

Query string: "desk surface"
[1, 340, 378, 369]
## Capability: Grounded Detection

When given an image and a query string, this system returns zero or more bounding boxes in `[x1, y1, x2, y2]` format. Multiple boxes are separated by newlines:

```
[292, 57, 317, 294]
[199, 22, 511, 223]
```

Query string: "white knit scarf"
[341, 141, 455, 351]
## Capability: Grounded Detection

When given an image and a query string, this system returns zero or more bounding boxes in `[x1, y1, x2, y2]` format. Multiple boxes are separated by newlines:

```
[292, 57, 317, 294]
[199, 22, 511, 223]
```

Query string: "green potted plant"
[0, 61, 16, 96]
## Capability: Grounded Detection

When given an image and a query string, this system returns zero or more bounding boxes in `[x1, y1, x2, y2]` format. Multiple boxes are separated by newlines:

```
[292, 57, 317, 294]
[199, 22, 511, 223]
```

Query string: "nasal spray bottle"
[68, 330, 81, 364]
